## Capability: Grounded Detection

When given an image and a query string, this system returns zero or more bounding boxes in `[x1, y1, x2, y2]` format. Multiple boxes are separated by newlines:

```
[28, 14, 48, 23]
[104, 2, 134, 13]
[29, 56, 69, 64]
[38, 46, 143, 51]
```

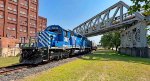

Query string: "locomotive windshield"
[45, 26, 62, 34]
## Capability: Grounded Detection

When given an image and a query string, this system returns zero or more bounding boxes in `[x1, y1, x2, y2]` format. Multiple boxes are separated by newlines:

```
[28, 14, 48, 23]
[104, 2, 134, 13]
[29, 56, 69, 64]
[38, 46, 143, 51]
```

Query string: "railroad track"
[0, 62, 49, 76]
[0, 55, 83, 76]
[0, 64, 31, 75]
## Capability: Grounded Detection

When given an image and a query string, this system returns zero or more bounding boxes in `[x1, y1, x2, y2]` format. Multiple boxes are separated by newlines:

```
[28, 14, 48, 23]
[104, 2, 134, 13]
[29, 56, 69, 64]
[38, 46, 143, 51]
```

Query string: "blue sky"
[39, 0, 132, 44]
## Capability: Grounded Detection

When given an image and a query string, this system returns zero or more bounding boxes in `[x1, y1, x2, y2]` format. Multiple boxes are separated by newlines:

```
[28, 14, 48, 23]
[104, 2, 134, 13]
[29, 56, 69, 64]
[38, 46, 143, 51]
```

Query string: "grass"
[0, 56, 19, 67]
[21, 50, 150, 81]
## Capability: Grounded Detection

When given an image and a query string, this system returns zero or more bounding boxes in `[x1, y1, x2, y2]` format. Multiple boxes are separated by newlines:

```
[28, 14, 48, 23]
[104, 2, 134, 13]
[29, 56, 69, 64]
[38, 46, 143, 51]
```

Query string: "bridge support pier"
[119, 22, 149, 58]
[119, 47, 148, 58]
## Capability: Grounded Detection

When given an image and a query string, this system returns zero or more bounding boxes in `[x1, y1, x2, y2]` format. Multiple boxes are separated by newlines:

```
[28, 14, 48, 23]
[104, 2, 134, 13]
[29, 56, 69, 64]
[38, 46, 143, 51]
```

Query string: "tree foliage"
[129, 0, 150, 16]
[129, 0, 150, 12]
[100, 33, 113, 49]
[100, 31, 120, 51]
[147, 35, 150, 45]
[112, 32, 120, 51]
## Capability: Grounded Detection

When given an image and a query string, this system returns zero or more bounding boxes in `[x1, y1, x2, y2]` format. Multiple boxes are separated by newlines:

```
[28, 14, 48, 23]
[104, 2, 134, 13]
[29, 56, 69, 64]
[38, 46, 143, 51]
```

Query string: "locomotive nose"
[38, 32, 55, 47]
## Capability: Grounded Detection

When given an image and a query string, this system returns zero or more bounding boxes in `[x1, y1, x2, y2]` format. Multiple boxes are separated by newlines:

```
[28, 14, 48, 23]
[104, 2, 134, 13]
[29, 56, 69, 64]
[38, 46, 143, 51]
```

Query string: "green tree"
[112, 31, 120, 51]
[129, 0, 150, 12]
[129, 0, 150, 16]
[100, 31, 120, 51]
[100, 33, 111, 49]
[100, 33, 113, 49]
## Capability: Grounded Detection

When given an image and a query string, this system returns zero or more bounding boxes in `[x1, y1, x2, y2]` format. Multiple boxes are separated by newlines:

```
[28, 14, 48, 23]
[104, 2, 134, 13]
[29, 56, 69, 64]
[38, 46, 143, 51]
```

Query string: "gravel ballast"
[0, 57, 78, 81]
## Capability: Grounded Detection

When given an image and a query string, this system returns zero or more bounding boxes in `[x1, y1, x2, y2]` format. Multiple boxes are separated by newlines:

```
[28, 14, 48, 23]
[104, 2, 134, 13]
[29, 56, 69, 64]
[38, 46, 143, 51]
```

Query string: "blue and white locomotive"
[20, 25, 93, 64]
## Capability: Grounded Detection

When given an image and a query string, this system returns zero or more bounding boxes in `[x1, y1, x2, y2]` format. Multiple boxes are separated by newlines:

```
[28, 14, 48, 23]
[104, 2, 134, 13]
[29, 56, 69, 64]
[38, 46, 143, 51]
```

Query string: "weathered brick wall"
[1, 48, 21, 57]
[0, 37, 21, 57]
[0, 37, 19, 48]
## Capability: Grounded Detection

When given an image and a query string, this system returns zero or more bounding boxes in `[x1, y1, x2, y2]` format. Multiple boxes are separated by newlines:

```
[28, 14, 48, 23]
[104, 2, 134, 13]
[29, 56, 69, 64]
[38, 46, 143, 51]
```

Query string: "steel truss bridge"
[73, 1, 150, 57]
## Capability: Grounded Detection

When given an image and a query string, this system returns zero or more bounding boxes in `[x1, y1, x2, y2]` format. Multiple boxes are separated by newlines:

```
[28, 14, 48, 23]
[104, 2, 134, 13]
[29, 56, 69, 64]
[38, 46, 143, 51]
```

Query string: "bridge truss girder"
[73, 1, 145, 37]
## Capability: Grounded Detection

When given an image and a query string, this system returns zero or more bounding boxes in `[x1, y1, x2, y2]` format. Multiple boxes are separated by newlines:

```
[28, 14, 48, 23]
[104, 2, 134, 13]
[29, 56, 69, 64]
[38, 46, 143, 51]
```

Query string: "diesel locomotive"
[20, 25, 94, 64]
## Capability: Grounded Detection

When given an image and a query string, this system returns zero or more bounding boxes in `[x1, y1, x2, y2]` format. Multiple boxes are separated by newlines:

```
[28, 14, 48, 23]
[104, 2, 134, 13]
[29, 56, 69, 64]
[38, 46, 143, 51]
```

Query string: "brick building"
[0, 0, 47, 42]
[38, 16, 47, 32]
[0, 0, 47, 57]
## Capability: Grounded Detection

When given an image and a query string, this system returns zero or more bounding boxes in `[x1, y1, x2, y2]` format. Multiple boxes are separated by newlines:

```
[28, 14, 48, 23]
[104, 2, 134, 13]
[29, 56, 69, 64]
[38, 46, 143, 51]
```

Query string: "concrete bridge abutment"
[119, 22, 149, 58]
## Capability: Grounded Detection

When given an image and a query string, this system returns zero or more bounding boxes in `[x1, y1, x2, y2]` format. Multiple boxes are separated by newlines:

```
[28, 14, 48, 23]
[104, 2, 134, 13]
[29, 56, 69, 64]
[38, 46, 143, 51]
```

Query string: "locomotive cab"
[38, 25, 60, 47]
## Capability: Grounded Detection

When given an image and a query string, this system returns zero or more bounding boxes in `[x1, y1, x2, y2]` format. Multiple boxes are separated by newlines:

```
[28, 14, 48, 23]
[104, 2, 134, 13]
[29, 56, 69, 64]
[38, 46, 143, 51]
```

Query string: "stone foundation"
[119, 47, 149, 58]
[0, 48, 21, 57]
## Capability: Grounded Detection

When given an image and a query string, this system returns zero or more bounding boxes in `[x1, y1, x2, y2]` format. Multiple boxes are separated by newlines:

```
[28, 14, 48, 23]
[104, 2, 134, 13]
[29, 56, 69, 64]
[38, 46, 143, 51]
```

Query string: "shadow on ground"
[79, 50, 150, 65]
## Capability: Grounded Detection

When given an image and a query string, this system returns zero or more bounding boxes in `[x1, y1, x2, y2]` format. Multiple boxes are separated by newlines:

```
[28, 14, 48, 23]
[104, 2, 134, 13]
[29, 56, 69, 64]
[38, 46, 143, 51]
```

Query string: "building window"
[24, 30, 26, 33]
[20, 28, 23, 31]
[0, 15, 3, 19]
[8, 7, 17, 12]
[8, 17, 11, 20]
[8, 7, 13, 10]
[0, 4, 4, 8]
[20, 11, 26, 15]
[13, 9, 17, 12]
[12, 0, 18, 3]
[34, 0, 37, 2]
[20, 2, 28, 7]
[24, 2, 28, 6]
[12, 18, 16, 21]
[30, 15, 33, 18]
[7, 27, 10, 30]
[8, 17, 16, 21]
[12, 28, 16, 31]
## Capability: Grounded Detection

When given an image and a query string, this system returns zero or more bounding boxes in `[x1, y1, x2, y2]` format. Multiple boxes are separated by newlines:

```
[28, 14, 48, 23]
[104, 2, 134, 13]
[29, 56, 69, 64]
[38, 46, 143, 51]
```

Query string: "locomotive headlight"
[33, 50, 35, 52]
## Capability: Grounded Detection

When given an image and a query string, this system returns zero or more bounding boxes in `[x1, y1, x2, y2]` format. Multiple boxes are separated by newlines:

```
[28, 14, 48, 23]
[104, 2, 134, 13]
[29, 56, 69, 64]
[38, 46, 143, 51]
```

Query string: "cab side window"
[71, 31, 74, 36]
[58, 29, 62, 34]
[64, 31, 68, 37]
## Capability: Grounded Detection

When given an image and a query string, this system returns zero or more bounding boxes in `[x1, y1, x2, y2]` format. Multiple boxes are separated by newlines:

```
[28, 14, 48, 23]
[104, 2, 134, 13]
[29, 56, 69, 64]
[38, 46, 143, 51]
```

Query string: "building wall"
[0, 0, 47, 44]
[0, 0, 47, 57]
[0, 48, 21, 57]
[0, 0, 4, 37]
[0, 0, 41, 42]
[38, 16, 47, 32]
[0, 37, 20, 57]
[0, 37, 19, 48]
